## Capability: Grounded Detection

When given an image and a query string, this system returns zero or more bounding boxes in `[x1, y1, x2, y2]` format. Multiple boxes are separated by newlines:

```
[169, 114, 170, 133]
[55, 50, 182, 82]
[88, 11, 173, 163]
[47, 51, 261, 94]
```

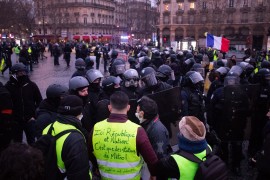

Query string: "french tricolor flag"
[206, 33, 230, 52]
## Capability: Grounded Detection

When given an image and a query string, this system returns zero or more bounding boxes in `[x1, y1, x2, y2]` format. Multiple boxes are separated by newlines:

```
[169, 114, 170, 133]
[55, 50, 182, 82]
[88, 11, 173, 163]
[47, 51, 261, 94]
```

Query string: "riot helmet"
[215, 67, 229, 81]
[111, 59, 126, 76]
[111, 50, 118, 59]
[184, 58, 195, 73]
[156, 65, 175, 82]
[46, 84, 68, 99]
[86, 69, 104, 83]
[85, 57, 94, 68]
[255, 68, 270, 85]
[183, 71, 204, 90]
[69, 76, 89, 92]
[170, 54, 177, 62]
[140, 56, 151, 69]
[123, 69, 139, 88]
[191, 63, 205, 78]
[227, 65, 243, 77]
[10, 63, 28, 74]
[75, 58, 86, 70]
[142, 46, 149, 54]
[140, 67, 158, 87]
[102, 76, 121, 93]
[224, 73, 240, 86]
[185, 52, 194, 60]
[138, 51, 147, 58]
[128, 57, 137, 65]
[154, 51, 160, 57]
[261, 60, 270, 69]
[186, 71, 204, 84]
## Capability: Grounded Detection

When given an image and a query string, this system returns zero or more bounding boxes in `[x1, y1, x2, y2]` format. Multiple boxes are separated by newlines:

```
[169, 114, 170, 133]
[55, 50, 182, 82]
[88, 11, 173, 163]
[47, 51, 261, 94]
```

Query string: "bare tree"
[0, 0, 35, 39]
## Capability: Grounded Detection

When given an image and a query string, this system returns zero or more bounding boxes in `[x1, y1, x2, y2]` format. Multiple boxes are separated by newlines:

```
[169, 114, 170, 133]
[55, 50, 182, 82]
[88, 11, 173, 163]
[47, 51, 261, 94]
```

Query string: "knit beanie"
[179, 116, 206, 141]
[57, 95, 83, 116]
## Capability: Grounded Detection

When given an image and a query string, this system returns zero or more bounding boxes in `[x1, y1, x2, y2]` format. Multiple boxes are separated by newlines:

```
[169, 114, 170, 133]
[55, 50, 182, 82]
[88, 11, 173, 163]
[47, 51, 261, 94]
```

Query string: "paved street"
[0, 51, 105, 98]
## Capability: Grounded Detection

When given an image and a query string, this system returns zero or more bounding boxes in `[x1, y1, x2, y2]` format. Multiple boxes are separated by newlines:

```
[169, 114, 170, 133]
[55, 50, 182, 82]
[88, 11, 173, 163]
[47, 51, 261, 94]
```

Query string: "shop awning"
[82, 36, 90, 41]
[73, 35, 80, 40]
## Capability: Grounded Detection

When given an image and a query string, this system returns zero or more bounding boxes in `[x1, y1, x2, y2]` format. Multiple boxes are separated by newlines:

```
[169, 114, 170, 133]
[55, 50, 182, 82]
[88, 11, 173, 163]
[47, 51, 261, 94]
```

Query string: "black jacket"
[35, 99, 58, 139]
[5, 76, 42, 122]
[0, 82, 13, 151]
[53, 115, 91, 180]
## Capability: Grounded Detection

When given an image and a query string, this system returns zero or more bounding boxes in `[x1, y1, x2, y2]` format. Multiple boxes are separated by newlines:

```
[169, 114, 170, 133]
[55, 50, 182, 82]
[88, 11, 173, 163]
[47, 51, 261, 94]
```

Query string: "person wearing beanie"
[156, 116, 209, 179]
[42, 95, 92, 180]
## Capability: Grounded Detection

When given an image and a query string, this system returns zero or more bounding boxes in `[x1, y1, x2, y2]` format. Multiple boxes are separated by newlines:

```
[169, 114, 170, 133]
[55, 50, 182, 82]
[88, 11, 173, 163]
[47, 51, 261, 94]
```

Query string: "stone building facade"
[157, 0, 270, 50]
[126, 0, 158, 41]
[34, 0, 127, 42]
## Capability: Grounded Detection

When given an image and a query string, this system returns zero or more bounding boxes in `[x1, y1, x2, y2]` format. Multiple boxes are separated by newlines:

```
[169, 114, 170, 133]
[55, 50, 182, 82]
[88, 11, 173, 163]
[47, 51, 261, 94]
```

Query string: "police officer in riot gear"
[83, 69, 104, 131]
[109, 58, 126, 78]
[206, 67, 229, 106]
[128, 57, 139, 70]
[95, 76, 121, 123]
[181, 71, 205, 123]
[139, 67, 178, 137]
[71, 58, 87, 78]
[139, 67, 172, 97]
[209, 72, 249, 175]
[108, 50, 118, 72]
[156, 64, 175, 85]
[121, 69, 140, 124]
[249, 68, 270, 161]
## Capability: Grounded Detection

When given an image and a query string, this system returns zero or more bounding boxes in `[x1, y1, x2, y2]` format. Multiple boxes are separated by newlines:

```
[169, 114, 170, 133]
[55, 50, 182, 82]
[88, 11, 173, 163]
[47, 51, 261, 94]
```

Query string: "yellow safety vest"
[14, 46, 20, 54]
[171, 148, 208, 180]
[266, 55, 269, 61]
[92, 119, 143, 180]
[213, 50, 218, 61]
[28, 47, 32, 54]
[42, 121, 91, 178]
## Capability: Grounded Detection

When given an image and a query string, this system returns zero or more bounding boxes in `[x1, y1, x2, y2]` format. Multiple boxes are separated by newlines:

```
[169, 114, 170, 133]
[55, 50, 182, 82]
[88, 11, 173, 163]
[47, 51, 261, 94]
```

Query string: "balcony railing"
[163, 0, 170, 4]
[50, 2, 115, 11]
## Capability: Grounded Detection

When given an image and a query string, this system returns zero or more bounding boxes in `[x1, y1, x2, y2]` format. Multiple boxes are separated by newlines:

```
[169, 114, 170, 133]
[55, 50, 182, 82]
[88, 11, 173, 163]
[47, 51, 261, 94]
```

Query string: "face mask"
[17, 75, 28, 83]
[91, 83, 100, 91]
[135, 112, 146, 124]
[77, 114, 83, 121]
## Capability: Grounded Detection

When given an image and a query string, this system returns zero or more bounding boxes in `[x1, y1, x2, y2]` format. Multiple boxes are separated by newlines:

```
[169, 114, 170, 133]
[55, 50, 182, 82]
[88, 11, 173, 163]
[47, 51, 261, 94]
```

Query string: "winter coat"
[5, 76, 42, 122]
[35, 99, 58, 139]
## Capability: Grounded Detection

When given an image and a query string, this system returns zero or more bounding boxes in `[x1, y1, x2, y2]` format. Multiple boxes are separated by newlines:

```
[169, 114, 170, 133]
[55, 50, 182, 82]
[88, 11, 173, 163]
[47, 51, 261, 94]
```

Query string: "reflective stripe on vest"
[42, 121, 78, 173]
[92, 119, 143, 180]
[171, 149, 207, 180]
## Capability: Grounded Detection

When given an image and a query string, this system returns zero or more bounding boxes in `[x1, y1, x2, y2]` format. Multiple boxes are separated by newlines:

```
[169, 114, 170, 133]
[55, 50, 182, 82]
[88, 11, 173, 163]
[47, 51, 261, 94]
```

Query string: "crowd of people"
[0, 42, 270, 180]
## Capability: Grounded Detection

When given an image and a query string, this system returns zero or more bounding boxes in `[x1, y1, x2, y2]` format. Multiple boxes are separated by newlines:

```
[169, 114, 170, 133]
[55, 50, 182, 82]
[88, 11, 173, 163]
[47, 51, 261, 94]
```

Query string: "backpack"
[33, 122, 79, 180]
[179, 146, 228, 180]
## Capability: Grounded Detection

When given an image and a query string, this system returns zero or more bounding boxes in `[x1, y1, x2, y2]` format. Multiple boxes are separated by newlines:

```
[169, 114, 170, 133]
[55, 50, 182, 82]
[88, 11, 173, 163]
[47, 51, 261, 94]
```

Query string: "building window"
[190, 2, 195, 9]
[84, 17, 87, 24]
[177, 15, 182, 24]
[257, 0, 263, 5]
[163, 15, 169, 24]
[243, 0, 248, 5]
[241, 12, 248, 23]
[203, 2, 207, 9]
[76, 17, 79, 23]
[189, 15, 194, 24]
[178, 3, 183, 10]
[229, 0, 234, 7]
[165, 4, 169, 11]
